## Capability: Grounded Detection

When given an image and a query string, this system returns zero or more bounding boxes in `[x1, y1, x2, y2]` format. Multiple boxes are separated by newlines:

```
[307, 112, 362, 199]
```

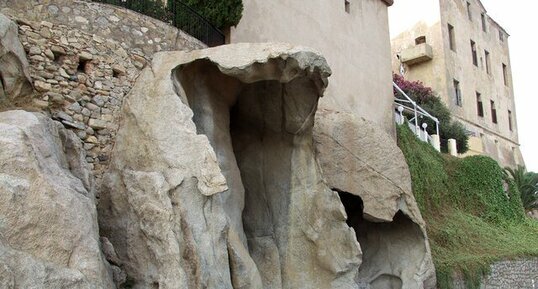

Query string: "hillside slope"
[397, 124, 538, 289]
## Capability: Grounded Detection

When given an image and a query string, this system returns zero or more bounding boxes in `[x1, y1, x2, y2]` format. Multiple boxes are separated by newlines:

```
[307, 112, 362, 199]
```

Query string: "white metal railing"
[393, 82, 441, 151]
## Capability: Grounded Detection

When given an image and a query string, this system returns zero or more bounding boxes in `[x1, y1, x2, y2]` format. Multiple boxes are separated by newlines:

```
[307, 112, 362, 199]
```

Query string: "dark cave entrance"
[336, 190, 428, 289]
[336, 190, 365, 229]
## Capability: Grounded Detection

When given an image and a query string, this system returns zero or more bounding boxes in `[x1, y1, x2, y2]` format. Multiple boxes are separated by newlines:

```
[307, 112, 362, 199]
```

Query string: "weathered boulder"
[0, 14, 33, 106]
[314, 109, 437, 289]
[98, 43, 361, 289]
[0, 110, 113, 288]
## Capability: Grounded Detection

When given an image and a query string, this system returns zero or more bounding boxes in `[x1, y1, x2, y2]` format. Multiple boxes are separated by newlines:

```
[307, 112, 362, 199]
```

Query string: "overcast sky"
[389, 1, 538, 172]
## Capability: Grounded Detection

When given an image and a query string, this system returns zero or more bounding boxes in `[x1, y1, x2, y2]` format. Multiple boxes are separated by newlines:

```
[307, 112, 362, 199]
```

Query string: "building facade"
[390, 0, 523, 168]
[231, 0, 396, 135]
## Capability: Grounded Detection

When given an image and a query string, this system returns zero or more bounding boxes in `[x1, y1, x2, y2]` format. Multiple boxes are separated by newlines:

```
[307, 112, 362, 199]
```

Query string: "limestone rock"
[99, 43, 361, 289]
[0, 110, 114, 289]
[0, 13, 33, 105]
[313, 109, 437, 289]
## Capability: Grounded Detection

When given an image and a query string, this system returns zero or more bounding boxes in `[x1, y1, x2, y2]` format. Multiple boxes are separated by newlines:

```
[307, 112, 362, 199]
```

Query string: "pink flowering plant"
[393, 74, 469, 153]
[393, 73, 435, 103]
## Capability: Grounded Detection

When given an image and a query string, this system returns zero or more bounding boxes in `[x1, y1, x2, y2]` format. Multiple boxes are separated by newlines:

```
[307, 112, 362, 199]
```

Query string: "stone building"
[389, 0, 524, 168]
[231, 0, 396, 135]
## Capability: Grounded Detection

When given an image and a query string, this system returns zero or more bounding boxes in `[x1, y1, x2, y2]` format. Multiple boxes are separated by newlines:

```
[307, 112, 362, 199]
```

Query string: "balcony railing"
[92, 0, 225, 47]
[393, 82, 441, 152]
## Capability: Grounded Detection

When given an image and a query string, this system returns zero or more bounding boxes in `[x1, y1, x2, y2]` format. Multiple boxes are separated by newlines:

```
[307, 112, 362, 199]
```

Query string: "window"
[476, 92, 484, 117]
[481, 13, 487, 32]
[467, 2, 472, 21]
[491, 100, 497, 124]
[448, 24, 456, 51]
[415, 36, 426, 45]
[471, 40, 478, 66]
[345, 0, 350, 13]
[499, 30, 504, 42]
[508, 110, 513, 131]
[454, 80, 462, 106]
[502, 63, 509, 86]
[484, 50, 491, 74]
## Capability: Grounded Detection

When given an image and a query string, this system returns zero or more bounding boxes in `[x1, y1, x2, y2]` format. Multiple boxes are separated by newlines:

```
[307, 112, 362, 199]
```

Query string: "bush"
[451, 156, 525, 224]
[394, 74, 469, 153]
[96, 0, 243, 31]
[180, 0, 244, 29]
[442, 122, 469, 154]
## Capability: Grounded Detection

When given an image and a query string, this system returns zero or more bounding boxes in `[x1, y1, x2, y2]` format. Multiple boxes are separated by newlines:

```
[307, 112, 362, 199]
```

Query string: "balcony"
[399, 43, 433, 65]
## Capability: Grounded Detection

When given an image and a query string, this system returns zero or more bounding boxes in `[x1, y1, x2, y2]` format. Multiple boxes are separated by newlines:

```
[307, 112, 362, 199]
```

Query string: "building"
[231, 0, 396, 135]
[389, 0, 524, 168]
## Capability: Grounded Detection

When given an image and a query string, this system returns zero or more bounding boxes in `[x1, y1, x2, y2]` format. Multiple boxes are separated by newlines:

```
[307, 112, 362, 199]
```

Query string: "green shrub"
[397, 124, 538, 289]
[179, 0, 244, 29]
[441, 121, 469, 154]
[451, 156, 525, 223]
[96, 0, 243, 31]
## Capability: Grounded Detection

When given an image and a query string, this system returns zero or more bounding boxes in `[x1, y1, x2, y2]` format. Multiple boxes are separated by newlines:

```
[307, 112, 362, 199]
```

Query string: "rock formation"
[98, 43, 362, 289]
[314, 110, 437, 289]
[0, 40, 436, 289]
[0, 110, 114, 288]
[0, 14, 33, 106]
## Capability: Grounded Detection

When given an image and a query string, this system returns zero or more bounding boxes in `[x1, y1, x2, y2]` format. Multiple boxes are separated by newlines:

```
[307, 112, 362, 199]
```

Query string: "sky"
[389, 1, 538, 172]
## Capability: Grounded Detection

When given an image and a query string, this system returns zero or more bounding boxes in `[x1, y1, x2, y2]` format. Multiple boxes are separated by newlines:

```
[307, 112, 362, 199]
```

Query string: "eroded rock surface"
[0, 110, 113, 288]
[98, 43, 361, 289]
[0, 13, 33, 106]
[314, 110, 436, 289]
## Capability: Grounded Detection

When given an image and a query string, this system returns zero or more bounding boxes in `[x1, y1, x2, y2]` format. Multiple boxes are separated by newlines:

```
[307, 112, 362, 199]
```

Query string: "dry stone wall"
[484, 259, 538, 289]
[0, 0, 203, 55]
[452, 259, 538, 289]
[0, 0, 205, 182]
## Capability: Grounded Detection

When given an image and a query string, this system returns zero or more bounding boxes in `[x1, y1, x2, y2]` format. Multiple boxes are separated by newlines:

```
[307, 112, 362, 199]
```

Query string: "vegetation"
[394, 74, 469, 153]
[397, 124, 538, 289]
[95, 0, 243, 30]
[505, 166, 538, 210]
[181, 0, 243, 29]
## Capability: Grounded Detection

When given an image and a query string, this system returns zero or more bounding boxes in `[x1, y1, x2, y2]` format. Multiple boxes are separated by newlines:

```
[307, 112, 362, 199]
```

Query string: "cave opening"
[336, 189, 365, 229]
[336, 190, 426, 289]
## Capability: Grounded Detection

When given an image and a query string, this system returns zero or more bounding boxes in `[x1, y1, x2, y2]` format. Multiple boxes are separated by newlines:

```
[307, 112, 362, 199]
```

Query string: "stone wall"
[0, 0, 205, 182]
[0, 0, 203, 55]
[452, 259, 538, 289]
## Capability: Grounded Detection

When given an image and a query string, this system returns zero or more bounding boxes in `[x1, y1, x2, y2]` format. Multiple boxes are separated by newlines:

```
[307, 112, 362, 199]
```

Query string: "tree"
[393, 74, 469, 153]
[504, 166, 538, 211]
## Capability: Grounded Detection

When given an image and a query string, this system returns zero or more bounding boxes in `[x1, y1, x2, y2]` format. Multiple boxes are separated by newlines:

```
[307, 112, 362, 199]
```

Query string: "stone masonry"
[452, 259, 538, 289]
[0, 0, 205, 183]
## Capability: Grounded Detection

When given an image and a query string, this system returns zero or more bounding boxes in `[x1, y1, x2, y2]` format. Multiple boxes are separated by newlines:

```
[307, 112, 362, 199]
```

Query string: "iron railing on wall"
[92, 0, 225, 47]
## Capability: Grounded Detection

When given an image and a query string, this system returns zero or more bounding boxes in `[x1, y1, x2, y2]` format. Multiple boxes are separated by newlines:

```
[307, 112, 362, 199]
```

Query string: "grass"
[397, 124, 538, 289]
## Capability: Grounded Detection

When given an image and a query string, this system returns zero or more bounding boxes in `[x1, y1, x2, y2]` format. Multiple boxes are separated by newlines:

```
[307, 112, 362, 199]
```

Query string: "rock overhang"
[154, 43, 332, 96]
